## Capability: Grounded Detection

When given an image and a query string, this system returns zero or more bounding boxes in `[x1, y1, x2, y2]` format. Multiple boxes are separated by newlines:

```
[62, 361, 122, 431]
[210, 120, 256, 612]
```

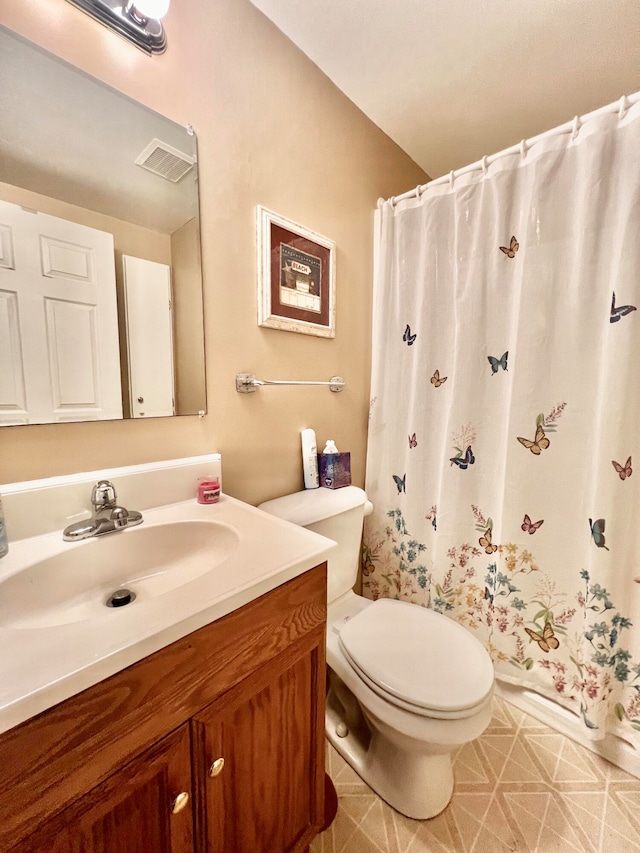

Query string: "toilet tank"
[258, 486, 371, 603]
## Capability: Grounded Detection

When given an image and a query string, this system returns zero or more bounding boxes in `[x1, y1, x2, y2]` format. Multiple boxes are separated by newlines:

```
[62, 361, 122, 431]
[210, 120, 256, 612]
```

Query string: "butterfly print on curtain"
[610, 292, 637, 323]
[450, 446, 475, 469]
[450, 424, 477, 469]
[479, 526, 498, 554]
[517, 403, 566, 455]
[499, 236, 519, 258]
[402, 324, 417, 345]
[525, 620, 559, 653]
[430, 369, 447, 387]
[517, 424, 550, 455]
[589, 517, 610, 550]
[522, 514, 544, 534]
[612, 457, 632, 480]
[473, 506, 498, 554]
[392, 473, 406, 494]
[488, 351, 508, 373]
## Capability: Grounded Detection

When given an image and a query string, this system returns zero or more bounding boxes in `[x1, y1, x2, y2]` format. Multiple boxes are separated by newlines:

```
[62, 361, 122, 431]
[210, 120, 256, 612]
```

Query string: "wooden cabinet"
[0, 565, 327, 853]
[193, 644, 322, 852]
[13, 725, 194, 853]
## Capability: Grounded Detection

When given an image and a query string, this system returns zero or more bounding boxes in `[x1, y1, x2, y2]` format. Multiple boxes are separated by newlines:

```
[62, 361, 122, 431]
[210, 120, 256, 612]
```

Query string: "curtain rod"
[384, 90, 640, 207]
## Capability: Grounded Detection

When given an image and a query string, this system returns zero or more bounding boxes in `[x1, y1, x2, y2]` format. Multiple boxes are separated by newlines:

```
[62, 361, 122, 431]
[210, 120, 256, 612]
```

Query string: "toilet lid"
[337, 599, 494, 714]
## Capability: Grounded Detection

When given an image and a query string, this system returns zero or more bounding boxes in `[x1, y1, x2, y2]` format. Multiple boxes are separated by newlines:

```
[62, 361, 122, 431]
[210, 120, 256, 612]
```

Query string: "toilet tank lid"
[258, 486, 368, 527]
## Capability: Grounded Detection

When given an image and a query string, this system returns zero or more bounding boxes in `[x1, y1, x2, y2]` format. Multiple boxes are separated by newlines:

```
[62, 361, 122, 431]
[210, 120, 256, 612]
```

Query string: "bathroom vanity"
[0, 457, 336, 853]
[0, 564, 327, 853]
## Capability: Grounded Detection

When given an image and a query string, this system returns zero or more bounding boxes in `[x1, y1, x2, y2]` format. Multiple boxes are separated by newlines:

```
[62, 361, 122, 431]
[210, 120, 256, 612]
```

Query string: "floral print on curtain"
[363, 103, 640, 748]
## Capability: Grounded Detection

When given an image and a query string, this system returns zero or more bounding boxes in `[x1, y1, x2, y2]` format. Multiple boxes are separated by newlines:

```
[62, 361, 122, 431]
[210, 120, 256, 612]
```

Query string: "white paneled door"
[122, 255, 174, 418]
[0, 199, 122, 425]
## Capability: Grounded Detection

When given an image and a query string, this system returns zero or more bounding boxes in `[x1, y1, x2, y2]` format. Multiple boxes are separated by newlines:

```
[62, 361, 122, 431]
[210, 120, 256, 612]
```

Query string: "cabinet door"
[192, 636, 325, 853]
[13, 725, 194, 853]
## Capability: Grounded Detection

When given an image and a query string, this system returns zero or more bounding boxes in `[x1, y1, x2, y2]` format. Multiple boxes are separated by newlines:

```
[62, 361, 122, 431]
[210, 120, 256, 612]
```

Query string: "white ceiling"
[249, 0, 640, 179]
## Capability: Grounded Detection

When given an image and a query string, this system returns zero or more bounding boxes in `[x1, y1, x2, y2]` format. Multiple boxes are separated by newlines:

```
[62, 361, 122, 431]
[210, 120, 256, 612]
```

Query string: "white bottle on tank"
[301, 428, 319, 489]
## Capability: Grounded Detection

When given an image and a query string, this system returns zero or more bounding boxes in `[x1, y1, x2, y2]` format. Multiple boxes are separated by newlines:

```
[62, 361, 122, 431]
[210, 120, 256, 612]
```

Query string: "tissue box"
[318, 452, 351, 489]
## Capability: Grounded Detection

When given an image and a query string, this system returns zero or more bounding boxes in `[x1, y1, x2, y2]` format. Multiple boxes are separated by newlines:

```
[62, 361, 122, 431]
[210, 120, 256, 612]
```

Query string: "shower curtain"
[363, 101, 640, 748]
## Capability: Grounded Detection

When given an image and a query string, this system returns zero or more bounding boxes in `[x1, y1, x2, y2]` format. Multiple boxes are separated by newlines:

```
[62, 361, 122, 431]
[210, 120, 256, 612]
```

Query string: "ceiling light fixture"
[65, 0, 169, 55]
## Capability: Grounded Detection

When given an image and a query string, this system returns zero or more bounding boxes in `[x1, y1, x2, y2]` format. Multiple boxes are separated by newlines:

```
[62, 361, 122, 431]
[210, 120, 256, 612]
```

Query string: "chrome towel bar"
[236, 373, 345, 393]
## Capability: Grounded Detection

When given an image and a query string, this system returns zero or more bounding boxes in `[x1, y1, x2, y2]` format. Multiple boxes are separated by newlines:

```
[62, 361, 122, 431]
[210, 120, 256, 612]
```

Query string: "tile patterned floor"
[311, 696, 640, 853]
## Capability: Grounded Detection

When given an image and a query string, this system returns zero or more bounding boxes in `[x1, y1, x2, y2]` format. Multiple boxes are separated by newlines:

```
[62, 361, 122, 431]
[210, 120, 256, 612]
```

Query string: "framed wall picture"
[257, 206, 336, 337]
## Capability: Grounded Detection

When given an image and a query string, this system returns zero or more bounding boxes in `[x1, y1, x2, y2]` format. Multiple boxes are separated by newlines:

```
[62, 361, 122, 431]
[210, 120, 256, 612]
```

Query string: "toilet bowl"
[259, 486, 495, 819]
[325, 590, 493, 818]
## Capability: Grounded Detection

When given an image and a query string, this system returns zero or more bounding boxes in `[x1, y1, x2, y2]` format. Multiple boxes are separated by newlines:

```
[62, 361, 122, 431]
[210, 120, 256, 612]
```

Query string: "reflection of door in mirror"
[122, 255, 175, 418]
[0, 200, 122, 425]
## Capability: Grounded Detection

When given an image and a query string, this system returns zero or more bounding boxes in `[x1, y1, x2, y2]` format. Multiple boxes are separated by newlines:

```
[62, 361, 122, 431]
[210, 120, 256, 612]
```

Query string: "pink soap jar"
[197, 476, 221, 504]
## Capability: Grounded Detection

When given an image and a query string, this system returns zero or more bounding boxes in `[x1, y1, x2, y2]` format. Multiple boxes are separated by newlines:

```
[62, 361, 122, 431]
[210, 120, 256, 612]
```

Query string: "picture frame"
[257, 205, 336, 338]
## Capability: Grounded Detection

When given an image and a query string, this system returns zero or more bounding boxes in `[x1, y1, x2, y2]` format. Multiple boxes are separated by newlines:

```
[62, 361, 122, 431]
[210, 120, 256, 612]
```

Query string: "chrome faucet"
[62, 480, 143, 542]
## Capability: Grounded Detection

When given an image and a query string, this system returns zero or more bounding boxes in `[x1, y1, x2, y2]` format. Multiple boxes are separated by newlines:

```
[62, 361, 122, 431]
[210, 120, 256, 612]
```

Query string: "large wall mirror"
[0, 26, 206, 426]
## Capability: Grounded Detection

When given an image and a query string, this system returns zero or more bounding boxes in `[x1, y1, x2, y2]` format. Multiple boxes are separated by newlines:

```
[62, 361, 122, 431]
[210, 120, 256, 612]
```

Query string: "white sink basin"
[0, 465, 336, 737]
[0, 520, 240, 629]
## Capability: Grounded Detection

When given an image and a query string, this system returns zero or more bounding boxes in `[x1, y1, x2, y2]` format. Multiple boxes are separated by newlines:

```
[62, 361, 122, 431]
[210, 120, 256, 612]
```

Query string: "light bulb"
[131, 0, 170, 20]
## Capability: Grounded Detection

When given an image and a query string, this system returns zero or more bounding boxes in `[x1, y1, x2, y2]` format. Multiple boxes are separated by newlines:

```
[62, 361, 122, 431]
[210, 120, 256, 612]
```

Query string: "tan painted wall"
[0, 0, 426, 506]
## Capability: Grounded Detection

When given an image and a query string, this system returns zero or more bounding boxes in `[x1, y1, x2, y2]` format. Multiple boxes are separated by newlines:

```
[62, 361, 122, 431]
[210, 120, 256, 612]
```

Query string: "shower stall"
[363, 92, 640, 777]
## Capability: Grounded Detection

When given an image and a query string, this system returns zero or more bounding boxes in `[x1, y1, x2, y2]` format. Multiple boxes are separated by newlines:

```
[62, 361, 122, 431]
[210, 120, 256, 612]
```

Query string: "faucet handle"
[92, 480, 117, 509]
[111, 507, 129, 529]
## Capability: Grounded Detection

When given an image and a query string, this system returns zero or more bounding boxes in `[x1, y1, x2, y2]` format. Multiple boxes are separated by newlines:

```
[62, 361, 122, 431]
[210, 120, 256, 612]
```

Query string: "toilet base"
[326, 686, 454, 820]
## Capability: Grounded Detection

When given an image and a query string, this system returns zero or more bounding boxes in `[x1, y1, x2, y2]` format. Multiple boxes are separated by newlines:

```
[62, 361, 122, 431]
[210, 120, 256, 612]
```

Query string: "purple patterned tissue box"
[318, 453, 351, 489]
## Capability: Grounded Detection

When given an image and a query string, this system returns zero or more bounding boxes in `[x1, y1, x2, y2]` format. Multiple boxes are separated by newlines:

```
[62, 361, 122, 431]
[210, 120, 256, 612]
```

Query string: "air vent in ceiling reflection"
[134, 138, 195, 183]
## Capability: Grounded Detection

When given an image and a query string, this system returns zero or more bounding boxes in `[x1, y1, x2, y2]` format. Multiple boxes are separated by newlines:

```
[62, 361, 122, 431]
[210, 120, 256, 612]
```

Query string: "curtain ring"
[376, 197, 385, 210]
[481, 155, 488, 176]
[449, 170, 455, 189]
[520, 139, 528, 160]
[415, 183, 424, 200]
[389, 195, 396, 208]
[571, 115, 580, 140]
[618, 95, 627, 119]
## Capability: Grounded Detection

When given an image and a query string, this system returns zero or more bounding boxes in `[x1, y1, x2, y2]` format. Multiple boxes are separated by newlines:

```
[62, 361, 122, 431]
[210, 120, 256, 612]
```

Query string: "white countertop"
[0, 495, 336, 735]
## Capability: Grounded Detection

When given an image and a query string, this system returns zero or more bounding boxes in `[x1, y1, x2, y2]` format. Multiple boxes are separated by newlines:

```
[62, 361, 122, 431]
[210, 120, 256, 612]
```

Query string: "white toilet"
[259, 486, 495, 819]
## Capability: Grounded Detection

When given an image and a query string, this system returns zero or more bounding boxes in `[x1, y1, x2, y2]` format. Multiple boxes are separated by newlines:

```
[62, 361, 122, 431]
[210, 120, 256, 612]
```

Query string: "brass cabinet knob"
[171, 791, 190, 814]
[209, 757, 225, 777]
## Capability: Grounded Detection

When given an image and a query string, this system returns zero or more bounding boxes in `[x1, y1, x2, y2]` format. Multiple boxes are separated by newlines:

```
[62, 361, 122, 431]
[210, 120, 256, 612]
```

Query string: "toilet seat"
[337, 598, 494, 720]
